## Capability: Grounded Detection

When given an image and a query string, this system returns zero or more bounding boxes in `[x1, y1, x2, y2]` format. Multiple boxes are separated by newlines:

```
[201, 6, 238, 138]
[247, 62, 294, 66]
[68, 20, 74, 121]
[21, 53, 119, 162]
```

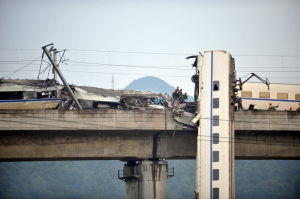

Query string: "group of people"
[172, 86, 188, 103]
[269, 102, 300, 111]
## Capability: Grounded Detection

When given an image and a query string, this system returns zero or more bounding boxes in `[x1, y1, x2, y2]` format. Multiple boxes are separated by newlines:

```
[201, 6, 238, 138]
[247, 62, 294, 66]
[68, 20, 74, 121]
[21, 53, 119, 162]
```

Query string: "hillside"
[125, 76, 193, 101]
[125, 76, 175, 94]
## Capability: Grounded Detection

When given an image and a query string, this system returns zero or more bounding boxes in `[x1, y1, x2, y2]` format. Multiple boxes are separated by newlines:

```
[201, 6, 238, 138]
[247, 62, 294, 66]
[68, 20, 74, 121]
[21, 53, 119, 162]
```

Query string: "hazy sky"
[0, 0, 299, 95]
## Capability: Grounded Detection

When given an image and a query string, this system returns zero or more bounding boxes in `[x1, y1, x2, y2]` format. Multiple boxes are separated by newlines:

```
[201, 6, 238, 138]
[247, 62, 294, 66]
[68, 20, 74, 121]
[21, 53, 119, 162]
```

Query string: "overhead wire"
[0, 60, 42, 63]
[0, 56, 42, 79]
[237, 66, 300, 69]
[233, 54, 300, 57]
[0, 61, 300, 70]
[237, 71, 300, 73]
[60, 70, 189, 78]
[0, 59, 299, 70]
[66, 60, 192, 70]
[0, 48, 40, 51]
[1, 48, 300, 57]
[67, 48, 192, 56]
[0, 69, 299, 79]
[0, 55, 298, 82]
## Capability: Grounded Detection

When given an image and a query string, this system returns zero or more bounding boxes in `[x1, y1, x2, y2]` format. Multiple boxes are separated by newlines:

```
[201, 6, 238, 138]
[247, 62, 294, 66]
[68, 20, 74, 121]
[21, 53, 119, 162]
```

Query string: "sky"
[0, 0, 299, 95]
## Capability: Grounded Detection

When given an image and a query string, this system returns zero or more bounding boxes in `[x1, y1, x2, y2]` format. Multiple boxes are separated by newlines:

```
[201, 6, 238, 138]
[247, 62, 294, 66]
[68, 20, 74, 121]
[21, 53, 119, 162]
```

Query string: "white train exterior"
[0, 80, 63, 110]
[239, 82, 300, 111]
[196, 50, 235, 199]
[0, 79, 167, 110]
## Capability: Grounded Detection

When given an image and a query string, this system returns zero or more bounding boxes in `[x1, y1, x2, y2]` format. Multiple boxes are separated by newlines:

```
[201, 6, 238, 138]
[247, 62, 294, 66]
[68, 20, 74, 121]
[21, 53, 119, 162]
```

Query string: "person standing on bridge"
[172, 86, 180, 100]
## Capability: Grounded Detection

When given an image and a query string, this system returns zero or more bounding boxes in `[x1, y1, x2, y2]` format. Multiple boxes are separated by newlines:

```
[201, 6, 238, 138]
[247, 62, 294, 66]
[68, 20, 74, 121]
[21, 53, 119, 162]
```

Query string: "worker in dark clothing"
[297, 103, 300, 111]
[172, 86, 180, 100]
[183, 92, 188, 101]
[179, 92, 188, 103]
[178, 88, 183, 101]
[179, 88, 183, 96]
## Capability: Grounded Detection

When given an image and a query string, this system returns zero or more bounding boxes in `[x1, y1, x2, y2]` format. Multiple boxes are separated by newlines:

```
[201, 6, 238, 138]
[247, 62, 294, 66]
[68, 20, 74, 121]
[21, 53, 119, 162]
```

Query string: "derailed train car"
[1, 78, 299, 111]
[238, 82, 300, 111]
[0, 79, 170, 110]
[0, 79, 63, 109]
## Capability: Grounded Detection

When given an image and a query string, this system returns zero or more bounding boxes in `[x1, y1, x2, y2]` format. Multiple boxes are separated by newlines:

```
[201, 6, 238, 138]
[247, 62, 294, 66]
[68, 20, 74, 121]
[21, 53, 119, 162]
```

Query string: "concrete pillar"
[120, 160, 168, 199]
[123, 161, 139, 199]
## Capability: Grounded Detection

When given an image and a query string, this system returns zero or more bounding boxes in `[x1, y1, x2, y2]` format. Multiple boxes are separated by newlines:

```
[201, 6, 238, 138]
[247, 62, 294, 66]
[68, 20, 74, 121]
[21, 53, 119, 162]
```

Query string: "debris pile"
[120, 94, 167, 110]
[61, 85, 194, 112]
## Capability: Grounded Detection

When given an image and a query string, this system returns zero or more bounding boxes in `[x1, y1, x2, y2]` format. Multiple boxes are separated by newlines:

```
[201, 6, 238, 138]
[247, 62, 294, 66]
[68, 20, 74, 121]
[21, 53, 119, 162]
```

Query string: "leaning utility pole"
[52, 50, 58, 81]
[42, 43, 83, 110]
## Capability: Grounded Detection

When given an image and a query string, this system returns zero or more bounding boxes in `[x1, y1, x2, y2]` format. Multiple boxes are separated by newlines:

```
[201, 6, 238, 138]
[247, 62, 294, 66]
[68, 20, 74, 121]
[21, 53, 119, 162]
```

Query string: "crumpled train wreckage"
[0, 79, 195, 114]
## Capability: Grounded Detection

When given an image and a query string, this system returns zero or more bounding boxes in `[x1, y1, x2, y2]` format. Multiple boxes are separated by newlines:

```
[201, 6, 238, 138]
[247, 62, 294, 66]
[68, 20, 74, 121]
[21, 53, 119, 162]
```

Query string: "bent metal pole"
[42, 43, 83, 109]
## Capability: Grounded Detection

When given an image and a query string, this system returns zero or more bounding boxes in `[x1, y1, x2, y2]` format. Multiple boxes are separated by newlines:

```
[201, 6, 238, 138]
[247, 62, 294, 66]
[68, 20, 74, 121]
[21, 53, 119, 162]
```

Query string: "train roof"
[246, 81, 300, 86]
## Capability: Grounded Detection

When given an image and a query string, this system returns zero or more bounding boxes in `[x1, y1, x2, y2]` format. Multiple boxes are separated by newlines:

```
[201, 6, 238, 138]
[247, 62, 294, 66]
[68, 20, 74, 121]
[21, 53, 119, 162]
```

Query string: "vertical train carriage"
[239, 82, 300, 111]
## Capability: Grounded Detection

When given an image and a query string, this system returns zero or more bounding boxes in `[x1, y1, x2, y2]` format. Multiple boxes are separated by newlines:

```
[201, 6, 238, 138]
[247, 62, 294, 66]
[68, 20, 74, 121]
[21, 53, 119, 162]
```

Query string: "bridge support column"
[119, 160, 169, 199]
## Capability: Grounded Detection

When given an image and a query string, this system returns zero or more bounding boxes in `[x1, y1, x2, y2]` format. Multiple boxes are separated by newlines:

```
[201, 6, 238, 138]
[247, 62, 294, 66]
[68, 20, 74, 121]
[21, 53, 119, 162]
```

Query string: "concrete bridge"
[0, 109, 299, 161]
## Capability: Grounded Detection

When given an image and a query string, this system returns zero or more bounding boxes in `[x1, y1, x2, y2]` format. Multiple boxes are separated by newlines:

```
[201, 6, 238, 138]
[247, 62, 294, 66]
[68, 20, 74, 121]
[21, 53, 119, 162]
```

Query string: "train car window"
[259, 92, 270, 99]
[37, 92, 42, 99]
[296, 94, 300, 100]
[213, 81, 219, 91]
[241, 91, 252, 98]
[213, 169, 219, 181]
[213, 188, 219, 199]
[213, 133, 219, 144]
[50, 91, 57, 98]
[23, 91, 37, 100]
[277, 93, 288, 100]
[44, 92, 51, 98]
[213, 115, 219, 126]
[213, 98, 219, 108]
[0, 91, 23, 100]
[213, 151, 219, 162]
[78, 99, 93, 109]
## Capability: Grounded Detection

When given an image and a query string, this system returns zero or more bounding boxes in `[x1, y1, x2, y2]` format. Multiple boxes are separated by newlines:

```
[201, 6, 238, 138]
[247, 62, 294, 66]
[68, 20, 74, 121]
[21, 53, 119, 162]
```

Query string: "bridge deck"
[0, 110, 299, 161]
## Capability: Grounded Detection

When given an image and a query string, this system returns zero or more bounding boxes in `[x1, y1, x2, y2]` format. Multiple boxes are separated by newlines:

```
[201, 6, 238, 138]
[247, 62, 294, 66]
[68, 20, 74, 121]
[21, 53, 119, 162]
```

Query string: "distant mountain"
[125, 76, 194, 101]
[124, 76, 175, 94]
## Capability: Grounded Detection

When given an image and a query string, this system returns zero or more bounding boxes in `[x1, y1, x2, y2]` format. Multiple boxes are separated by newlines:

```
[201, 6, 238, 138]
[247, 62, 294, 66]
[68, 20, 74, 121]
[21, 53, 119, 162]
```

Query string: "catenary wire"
[66, 60, 192, 70]
[0, 69, 299, 79]
[0, 63, 299, 73]
[1, 48, 300, 57]
[0, 56, 41, 79]
[0, 60, 299, 72]
[1, 61, 300, 70]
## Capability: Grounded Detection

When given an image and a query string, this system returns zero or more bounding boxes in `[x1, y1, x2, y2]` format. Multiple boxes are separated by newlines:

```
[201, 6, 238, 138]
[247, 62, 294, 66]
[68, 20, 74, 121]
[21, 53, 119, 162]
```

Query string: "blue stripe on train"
[0, 98, 63, 103]
[241, 97, 300, 103]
